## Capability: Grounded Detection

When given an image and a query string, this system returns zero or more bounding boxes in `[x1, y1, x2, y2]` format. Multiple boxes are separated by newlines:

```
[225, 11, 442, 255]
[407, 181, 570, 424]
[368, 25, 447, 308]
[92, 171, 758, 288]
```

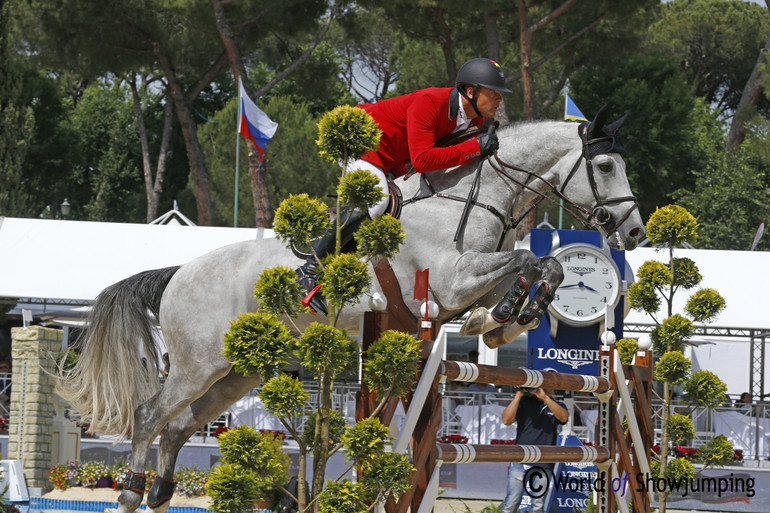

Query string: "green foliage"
[321, 253, 372, 310]
[570, 53, 699, 219]
[651, 314, 693, 354]
[301, 409, 346, 447]
[354, 215, 405, 260]
[649, 0, 770, 113]
[615, 338, 638, 365]
[0, 0, 34, 218]
[628, 281, 661, 315]
[254, 266, 304, 317]
[683, 370, 727, 409]
[672, 258, 701, 289]
[685, 288, 726, 323]
[208, 426, 288, 509]
[260, 374, 310, 419]
[273, 194, 331, 249]
[341, 418, 391, 464]
[665, 413, 694, 446]
[338, 169, 384, 210]
[654, 351, 691, 385]
[676, 143, 770, 250]
[637, 260, 672, 288]
[318, 479, 366, 513]
[663, 457, 695, 484]
[296, 322, 357, 376]
[217, 426, 289, 479]
[205, 464, 261, 513]
[316, 105, 381, 163]
[360, 452, 414, 503]
[646, 205, 699, 248]
[223, 312, 294, 379]
[696, 435, 736, 468]
[365, 330, 421, 399]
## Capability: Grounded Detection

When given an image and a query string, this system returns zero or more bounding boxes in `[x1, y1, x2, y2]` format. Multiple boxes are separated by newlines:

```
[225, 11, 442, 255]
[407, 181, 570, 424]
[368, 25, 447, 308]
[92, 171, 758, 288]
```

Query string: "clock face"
[549, 244, 621, 326]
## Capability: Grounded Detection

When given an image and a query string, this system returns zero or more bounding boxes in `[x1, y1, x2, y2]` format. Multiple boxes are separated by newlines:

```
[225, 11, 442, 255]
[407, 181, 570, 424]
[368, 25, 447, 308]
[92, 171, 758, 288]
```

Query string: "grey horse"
[58, 109, 644, 513]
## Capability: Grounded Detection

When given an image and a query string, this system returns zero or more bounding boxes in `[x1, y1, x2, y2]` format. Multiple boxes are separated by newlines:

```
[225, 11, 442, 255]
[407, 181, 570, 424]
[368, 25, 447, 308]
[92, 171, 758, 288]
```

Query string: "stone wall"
[9, 326, 62, 490]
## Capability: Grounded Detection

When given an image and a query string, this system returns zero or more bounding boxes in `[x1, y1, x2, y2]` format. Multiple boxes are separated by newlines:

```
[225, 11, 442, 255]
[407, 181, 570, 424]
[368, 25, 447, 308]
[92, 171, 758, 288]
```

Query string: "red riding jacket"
[358, 87, 484, 178]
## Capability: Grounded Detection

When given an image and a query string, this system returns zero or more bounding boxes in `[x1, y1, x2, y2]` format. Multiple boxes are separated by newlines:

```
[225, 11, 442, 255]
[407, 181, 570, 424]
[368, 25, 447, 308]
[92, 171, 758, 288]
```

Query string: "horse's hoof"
[117, 489, 144, 513]
[482, 331, 508, 349]
[147, 504, 171, 513]
[516, 317, 541, 331]
[460, 308, 495, 336]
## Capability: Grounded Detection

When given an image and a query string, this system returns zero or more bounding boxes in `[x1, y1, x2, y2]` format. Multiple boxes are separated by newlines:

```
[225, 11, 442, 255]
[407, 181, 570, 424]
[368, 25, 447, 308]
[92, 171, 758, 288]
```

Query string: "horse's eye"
[598, 162, 613, 173]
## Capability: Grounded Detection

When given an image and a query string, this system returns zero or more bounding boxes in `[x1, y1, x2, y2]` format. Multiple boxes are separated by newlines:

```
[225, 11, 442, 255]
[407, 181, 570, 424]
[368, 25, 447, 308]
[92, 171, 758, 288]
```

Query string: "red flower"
[213, 426, 230, 437]
[491, 439, 516, 445]
[439, 435, 468, 444]
[259, 429, 286, 440]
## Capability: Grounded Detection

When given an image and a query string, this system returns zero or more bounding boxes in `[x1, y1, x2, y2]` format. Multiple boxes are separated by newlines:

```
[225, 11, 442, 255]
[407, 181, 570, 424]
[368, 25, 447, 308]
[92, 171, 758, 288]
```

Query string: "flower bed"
[651, 445, 744, 463]
[49, 461, 208, 497]
[438, 435, 468, 444]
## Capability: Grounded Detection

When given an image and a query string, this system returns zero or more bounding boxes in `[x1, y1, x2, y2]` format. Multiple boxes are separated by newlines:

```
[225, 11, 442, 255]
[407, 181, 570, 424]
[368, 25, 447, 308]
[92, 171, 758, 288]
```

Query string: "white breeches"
[346, 159, 390, 218]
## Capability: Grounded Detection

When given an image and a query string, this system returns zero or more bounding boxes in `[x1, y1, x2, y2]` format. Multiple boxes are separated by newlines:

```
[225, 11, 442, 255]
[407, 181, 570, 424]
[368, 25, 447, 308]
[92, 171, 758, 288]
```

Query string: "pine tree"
[0, 0, 34, 216]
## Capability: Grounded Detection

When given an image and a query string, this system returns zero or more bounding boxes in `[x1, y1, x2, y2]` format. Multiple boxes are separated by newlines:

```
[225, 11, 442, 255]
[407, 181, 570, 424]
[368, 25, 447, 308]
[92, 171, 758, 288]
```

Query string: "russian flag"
[238, 81, 278, 162]
[564, 95, 587, 121]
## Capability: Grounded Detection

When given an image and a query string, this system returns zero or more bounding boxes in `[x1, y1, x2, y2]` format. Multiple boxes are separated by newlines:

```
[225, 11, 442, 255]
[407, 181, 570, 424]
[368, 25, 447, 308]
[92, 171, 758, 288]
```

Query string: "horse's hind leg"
[147, 370, 261, 513]
[117, 365, 230, 513]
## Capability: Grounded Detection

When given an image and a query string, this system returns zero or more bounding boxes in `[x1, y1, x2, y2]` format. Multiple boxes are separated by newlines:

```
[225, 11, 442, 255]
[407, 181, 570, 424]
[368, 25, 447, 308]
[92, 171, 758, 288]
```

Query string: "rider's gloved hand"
[477, 132, 499, 157]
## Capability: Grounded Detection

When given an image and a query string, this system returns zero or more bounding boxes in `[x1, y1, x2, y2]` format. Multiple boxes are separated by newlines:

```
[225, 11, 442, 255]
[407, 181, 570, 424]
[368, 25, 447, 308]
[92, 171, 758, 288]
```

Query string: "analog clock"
[549, 243, 622, 326]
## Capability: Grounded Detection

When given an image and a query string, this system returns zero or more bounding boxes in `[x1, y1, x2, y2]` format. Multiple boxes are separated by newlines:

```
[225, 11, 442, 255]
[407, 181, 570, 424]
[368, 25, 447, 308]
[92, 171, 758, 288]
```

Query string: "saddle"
[384, 125, 485, 219]
[374, 125, 486, 332]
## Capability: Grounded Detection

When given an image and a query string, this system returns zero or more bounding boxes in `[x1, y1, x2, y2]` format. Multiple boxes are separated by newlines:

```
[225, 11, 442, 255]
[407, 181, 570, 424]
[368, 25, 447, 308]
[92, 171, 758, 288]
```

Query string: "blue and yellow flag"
[564, 95, 587, 121]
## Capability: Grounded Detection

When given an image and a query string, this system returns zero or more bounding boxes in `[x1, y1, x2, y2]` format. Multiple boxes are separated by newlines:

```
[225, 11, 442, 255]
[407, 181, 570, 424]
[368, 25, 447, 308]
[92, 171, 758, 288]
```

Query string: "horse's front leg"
[457, 255, 563, 338]
[480, 256, 564, 348]
[440, 249, 541, 335]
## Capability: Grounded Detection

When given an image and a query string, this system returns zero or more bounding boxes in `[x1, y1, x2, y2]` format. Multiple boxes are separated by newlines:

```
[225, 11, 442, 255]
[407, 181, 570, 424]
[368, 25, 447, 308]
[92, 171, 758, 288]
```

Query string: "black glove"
[478, 131, 499, 157]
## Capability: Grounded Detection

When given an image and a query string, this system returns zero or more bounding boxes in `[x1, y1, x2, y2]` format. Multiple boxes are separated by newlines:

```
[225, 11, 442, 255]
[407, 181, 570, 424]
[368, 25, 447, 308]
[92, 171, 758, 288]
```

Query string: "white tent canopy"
[0, 217, 272, 305]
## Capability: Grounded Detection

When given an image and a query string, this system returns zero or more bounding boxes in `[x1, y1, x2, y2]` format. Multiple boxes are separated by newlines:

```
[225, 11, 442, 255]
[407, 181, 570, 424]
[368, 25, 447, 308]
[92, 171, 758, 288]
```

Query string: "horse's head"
[560, 106, 646, 250]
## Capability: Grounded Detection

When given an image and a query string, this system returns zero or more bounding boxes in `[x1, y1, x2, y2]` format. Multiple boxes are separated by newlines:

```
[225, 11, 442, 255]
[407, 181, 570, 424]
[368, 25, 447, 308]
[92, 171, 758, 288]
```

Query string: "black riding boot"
[296, 207, 369, 315]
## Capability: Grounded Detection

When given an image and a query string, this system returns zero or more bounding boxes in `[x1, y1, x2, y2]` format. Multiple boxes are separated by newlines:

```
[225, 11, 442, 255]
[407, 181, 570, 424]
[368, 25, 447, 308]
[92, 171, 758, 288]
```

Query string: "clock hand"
[560, 282, 602, 295]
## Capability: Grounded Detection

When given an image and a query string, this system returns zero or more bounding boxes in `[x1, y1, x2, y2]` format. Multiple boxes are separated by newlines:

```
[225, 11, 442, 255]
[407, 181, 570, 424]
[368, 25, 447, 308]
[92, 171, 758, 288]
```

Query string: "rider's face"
[468, 85, 503, 118]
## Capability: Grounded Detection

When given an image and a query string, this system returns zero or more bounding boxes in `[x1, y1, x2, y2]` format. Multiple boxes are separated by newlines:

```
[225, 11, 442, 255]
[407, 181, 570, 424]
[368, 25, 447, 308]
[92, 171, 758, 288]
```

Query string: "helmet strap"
[458, 85, 484, 118]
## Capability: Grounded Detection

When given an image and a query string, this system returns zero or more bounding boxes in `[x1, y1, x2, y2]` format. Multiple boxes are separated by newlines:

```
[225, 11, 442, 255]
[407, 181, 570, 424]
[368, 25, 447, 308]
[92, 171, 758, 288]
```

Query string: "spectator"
[500, 369, 568, 513]
[736, 392, 753, 415]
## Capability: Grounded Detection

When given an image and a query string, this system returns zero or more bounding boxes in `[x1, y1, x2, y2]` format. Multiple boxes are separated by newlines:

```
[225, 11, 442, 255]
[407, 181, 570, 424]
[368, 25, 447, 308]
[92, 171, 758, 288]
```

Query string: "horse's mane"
[494, 119, 582, 162]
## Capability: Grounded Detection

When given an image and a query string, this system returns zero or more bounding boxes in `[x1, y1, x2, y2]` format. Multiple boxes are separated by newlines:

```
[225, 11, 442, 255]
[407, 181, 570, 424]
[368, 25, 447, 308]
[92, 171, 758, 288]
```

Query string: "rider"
[297, 58, 511, 315]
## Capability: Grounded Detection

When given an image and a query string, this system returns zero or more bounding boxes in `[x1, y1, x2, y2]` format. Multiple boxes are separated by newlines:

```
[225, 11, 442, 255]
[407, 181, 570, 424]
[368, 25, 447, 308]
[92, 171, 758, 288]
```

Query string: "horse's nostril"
[630, 227, 645, 239]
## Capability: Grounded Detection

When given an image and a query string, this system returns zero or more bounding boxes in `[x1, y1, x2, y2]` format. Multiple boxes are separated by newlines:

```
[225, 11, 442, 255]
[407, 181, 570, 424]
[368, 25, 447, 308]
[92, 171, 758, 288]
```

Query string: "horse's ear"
[587, 104, 609, 138]
[605, 111, 629, 133]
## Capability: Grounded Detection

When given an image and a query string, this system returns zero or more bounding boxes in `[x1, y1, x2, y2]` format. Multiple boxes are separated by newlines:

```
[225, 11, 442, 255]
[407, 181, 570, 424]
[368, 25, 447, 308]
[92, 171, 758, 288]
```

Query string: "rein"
[401, 124, 639, 250]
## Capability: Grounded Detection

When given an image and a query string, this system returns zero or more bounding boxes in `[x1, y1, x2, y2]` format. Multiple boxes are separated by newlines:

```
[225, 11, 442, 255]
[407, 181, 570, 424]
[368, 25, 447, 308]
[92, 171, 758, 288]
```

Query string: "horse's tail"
[56, 266, 181, 439]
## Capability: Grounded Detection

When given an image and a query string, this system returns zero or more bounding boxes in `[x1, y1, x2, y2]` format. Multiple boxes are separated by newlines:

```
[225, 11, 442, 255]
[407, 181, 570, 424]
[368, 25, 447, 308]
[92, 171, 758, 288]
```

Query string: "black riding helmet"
[456, 58, 512, 117]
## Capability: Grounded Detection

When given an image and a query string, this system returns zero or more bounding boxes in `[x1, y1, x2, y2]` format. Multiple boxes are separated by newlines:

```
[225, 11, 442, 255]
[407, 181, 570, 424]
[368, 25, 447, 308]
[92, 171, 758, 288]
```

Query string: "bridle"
[402, 123, 640, 251]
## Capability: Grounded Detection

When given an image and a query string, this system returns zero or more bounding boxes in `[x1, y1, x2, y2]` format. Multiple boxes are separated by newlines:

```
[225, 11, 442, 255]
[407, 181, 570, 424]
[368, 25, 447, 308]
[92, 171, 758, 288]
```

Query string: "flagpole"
[234, 77, 242, 227]
[559, 94, 567, 230]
